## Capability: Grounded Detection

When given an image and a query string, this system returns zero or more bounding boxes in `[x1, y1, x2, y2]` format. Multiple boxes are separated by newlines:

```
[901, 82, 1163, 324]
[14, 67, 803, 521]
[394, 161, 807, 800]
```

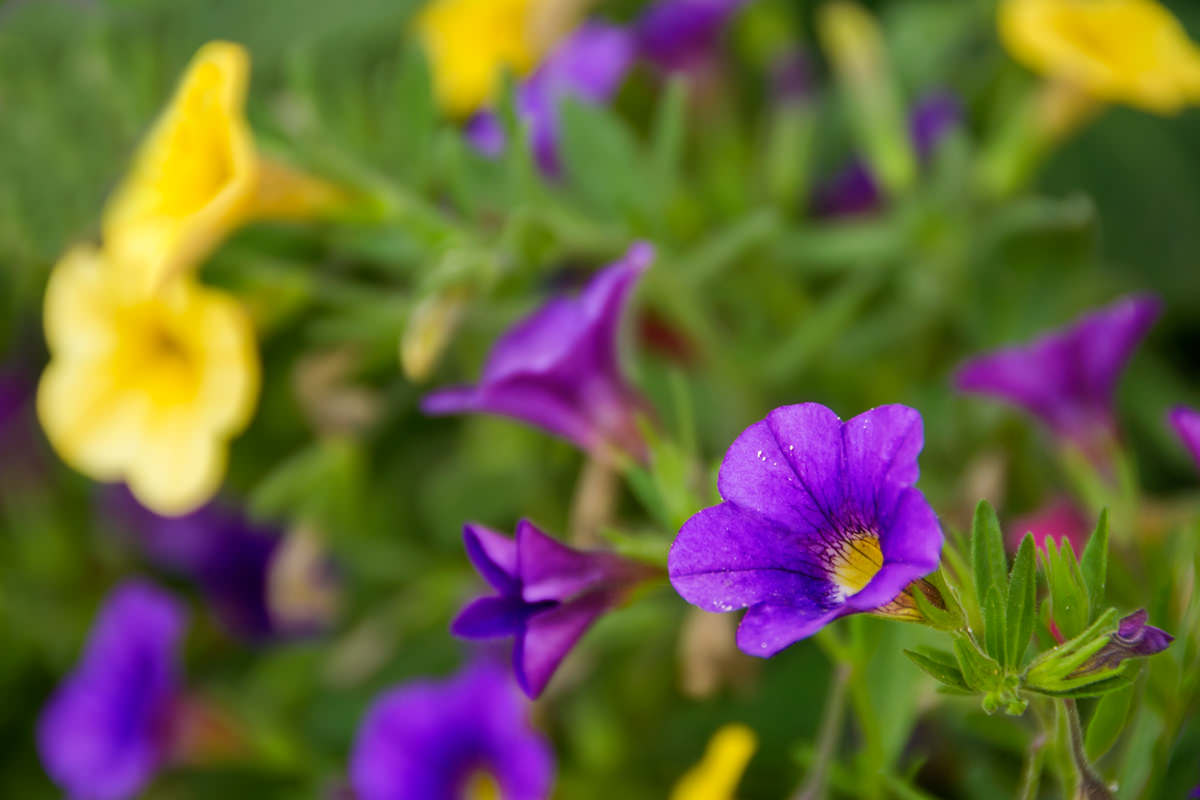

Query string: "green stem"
[1016, 730, 1046, 800]
[1062, 699, 1113, 799]
[791, 662, 852, 800]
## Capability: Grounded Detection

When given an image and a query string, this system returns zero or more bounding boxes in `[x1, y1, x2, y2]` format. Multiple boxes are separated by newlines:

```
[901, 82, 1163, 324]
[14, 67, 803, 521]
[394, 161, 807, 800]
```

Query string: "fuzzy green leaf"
[971, 500, 1008, 609]
[1080, 509, 1109, 620]
[1005, 533, 1037, 669]
[953, 635, 1003, 692]
[905, 648, 970, 691]
[983, 586, 1007, 662]
[1085, 683, 1133, 761]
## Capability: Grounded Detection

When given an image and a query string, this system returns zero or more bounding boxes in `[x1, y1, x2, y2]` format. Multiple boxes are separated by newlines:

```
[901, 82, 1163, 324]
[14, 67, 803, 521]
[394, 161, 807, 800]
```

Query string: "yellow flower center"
[829, 532, 884, 598]
[463, 770, 501, 800]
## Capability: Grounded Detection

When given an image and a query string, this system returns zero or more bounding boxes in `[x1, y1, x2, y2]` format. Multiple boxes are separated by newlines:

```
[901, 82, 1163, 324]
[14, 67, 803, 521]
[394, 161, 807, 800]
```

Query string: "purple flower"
[954, 294, 1162, 455]
[423, 243, 654, 461]
[668, 403, 943, 657]
[350, 661, 553, 800]
[465, 23, 635, 175]
[37, 581, 185, 800]
[1073, 609, 1173, 677]
[106, 487, 333, 640]
[451, 520, 657, 697]
[813, 91, 963, 217]
[1169, 406, 1200, 472]
[636, 0, 746, 74]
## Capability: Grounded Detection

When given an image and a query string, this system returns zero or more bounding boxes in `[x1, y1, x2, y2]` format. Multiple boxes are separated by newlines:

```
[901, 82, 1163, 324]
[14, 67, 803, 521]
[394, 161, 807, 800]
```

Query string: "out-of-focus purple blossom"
[955, 295, 1162, 456]
[669, 403, 944, 657]
[1169, 406, 1200, 473]
[465, 23, 635, 175]
[770, 51, 815, 106]
[452, 520, 657, 697]
[37, 581, 185, 800]
[1008, 497, 1090, 554]
[637, 0, 746, 74]
[422, 243, 654, 461]
[350, 661, 553, 800]
[813, 91, 963, 217]
[1073, 609, 1173, 677]
[106, 488, 334, 640]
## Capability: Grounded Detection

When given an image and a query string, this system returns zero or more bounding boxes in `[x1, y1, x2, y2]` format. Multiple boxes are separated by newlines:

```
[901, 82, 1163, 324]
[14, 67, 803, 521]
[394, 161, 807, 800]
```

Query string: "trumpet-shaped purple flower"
[955, 294, 1162, 453]
[37, 581, 185, 800]
[350, 661, 553, 800]
[1169, 406, 1200, 472]
[669, 403, 943, 657]
[637, 0, 746, 74]
[465, 23, 635, 175]
[423, 243, 654, 460]
[1074, 609, 1173, 677]
[452, 520, 656, 697]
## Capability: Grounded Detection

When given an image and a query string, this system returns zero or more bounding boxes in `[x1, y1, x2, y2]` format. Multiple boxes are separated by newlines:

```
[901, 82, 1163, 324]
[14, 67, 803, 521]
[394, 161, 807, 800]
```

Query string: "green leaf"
[912, 573, 962, 630]
[1042, 537, 1089, 640]
[1085, 683, 1133, 761]
[904, 648, 970, 691]
[971, 500, 1008, 610]
[558, 98, 650, 225]
[1005, 533, 1037, 669]
[953, 635, 1003, 692]
[983, 586, 1007, 663]
[649, 77, 688, 206]
[1025, 673, 1134, 698]
[1079, 509, 1109, 620]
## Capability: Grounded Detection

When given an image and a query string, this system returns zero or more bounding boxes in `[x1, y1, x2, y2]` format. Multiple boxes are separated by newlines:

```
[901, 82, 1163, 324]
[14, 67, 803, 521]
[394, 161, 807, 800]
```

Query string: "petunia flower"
[350, 660, 553, 800]
[417, 0, 563, 118]
[954, 294, 1161, 457]
[1168, 406, 1200, 473]
[1072, 609, 1173, 676]
[998, 0, 1200, 115]
[813, 91, 962, 217]
[37, 581, 185, 800]
[670, 724, 757, 800]
[105, 487, 336, 639]
[669, 403, 943, 657]
[37, 246, 259, 515]
[1008, 496, 1089, 553]
[464, 22, 635, 175]
[422, 243, 654, 461]
[451, 519, 658, 697]
[103, 41, 353, 294]
[636, 0, 746, 74]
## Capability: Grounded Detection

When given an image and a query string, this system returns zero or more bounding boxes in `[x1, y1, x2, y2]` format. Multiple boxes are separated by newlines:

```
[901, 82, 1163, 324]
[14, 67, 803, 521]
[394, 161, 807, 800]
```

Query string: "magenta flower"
[636, 0, 746, 74]
[423, 243, 654, 460]
[465, 23, 635, 175]
[955, 294, 1162, 455]
[1008, 497, 1090, 554]
[1169, 406, 1200, 472]
[350, 661, 553, 800]
[452, 520, 657, 697]
[669, 403, 943, 657]
[37, 581, 185, 800]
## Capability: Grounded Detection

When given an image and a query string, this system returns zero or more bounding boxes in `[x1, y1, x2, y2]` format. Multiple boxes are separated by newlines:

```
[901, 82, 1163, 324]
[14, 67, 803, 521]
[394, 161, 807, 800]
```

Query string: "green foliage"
[1004, 534, 1037, 670]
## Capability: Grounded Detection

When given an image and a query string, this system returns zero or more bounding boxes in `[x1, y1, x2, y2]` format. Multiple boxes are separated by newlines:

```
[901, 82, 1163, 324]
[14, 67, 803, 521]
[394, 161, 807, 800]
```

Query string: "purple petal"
[514, 591, 612, 697]
[735, 602, 839, 657]
[37, 581, 184, 800]
[516, 519, 625, 603]
[452, 596, 535, 638]
[955, 294, 1162, 446]
[1169, 406, 1200, 473]
[811, 161, 881, 218]
[637, 0, 746, 73]
[910, 91, 963, 160]
[463, 523, 519, 595]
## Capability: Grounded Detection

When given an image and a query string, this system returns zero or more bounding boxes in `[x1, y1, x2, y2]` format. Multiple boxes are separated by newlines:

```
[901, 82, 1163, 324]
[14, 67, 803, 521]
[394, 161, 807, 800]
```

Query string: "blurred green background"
[1, 0, 1198, 797]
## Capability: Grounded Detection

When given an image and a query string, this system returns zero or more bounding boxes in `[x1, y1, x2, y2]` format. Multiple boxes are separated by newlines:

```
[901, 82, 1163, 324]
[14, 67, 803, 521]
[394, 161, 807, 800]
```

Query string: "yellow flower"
[103, 41, 351, 294]
[999, 0, 1200, 114]
[670, 724, 757, 800]
[37, 246, 259, 515]
[416, 0, 549, 117]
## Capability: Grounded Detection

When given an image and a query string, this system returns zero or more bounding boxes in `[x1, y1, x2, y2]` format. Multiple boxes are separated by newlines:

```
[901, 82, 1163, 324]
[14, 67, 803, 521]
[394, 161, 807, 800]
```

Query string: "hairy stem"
[791, 662, 852, 800]
[1062, 698, 1113, 800]
[1016, 730, 1046, 800]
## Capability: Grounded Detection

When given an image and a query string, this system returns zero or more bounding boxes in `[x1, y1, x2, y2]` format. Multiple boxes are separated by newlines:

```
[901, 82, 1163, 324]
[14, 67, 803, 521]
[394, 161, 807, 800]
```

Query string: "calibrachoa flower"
[417, 0, 560, 118]
[670, 724, 757, 800]
[1169, 406, 1200, 473]
[1075, 609, 1173, 675]
[37, 246, 259, 515]
[465, 23, 635, 175]
[669, 403, 943, 657]
[37, 581, 185, 800]
[954, 294, 1161, 456]
[451, 520, 657, 697]
[350, 661, 553, 800]
[423, 243, 654, 461]
[636, 0, 746, 74]
[103, 41, 351, 294]
[1009, 497, 1089, 553]
[998, 0, 1200, 114]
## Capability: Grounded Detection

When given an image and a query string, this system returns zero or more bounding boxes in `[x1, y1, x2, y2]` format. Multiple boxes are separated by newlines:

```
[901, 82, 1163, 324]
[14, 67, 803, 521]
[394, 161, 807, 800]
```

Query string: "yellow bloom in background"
[103, 41, 352, 295]
[38, 246, 259, 515]
[670, 724, 758, 800]
[999, 0, 1200, 114]
[416, 0, 548, 117]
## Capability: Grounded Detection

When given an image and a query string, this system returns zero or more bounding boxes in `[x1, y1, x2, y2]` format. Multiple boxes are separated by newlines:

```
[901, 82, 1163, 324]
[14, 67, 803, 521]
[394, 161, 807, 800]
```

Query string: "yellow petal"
[102, 40, 257, 293]
[42, 246, 122, 358]
[126, 410, 226, 516]
[249, 158, 357, 221]
[670, 724, 758, 800]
